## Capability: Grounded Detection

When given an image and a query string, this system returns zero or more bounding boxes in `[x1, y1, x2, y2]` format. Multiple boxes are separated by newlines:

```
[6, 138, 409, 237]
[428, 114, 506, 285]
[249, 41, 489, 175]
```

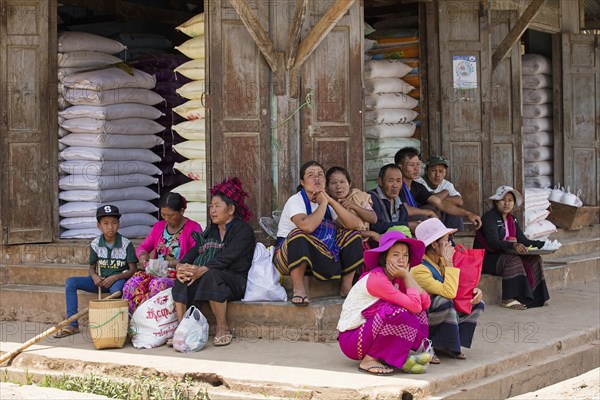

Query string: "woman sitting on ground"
[473, 186, 549, 310]
[337, 231, 429, 375]
[172, 177, 256, 347]
[412, 218, 485, 362]
[274, 161, 364, 305]
[326, 166, 380, 247]
[122, 192, 202, 314]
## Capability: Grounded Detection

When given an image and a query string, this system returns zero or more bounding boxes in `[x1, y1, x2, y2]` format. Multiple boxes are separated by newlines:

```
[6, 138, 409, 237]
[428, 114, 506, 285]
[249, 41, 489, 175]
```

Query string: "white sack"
[521, 54, 552, 75]
[64, 88, 164, 106]
[59, 104, 163, 120]
[62, 67, 156, 91]
[524, 146, 553, 162]
[59, 187, 159, 202]
[524, 161, 553, 177]
[523, 132, 553, 148]
[173, 141, 206, 159]
[523, 104, 552, 119]
[364, 109, 418, 125]
[61, 117, 165, 135]
[130, 288, 178, 349]
[364, 59, 413, 79]
[171, 180, 207, 202]
[59, 147, 161, 163]
[523, 88, 552, 105]
[522, 118, 553, 133]
[59, 133, 164, 149]
[522, 74, 552, 90]
[59, 174, 158, 190]
[365, 93, 419, 110]
[59, 200, 158, 218]
[364, 78, 415, 94]
[58, 31, 126, 54]
[59, 160, 162, 176]
[58, 51, 123, 68]
[364, 122, 416, 139]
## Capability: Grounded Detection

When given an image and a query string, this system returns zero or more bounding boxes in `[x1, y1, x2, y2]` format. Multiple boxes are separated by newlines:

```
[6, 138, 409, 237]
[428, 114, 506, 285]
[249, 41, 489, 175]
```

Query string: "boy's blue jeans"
[65, 276, 126, 328]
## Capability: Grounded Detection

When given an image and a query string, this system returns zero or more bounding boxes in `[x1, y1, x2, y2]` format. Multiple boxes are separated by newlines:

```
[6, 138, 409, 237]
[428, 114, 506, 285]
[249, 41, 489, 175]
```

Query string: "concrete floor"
[0, 282, 599, 399]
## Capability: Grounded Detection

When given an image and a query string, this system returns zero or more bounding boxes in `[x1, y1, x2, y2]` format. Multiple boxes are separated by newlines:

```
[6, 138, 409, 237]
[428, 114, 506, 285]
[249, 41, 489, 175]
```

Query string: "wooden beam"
[228, 0, 281, 72]
[293, 0, 356, 70]
[491, 0, 547, 70]
[285, 0, 309, 70]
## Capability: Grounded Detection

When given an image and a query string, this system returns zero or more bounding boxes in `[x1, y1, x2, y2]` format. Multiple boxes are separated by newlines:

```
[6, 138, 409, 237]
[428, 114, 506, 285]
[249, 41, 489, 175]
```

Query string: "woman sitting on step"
[474, 186, 549, 310]
[172, 178, 256, 347]
[274, 161, 364, 306]
[122, 192, 202, 314]
[411, 218, 485, 363]
[337, 231, 430, 375]
[326, 166, 380, 250]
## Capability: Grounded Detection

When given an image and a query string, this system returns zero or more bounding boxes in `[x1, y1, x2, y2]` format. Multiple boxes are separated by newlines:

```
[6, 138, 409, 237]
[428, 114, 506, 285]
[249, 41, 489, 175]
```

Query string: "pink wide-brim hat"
[364, 231, 426, 270]
[414, 218, 457, 247]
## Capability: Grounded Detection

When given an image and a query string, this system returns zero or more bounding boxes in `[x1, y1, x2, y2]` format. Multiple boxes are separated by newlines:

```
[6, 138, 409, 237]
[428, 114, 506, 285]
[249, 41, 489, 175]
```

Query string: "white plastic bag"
[242, 244, 287, 302]
[130, 288, 178, 349]
[173, 306, 209, 353]
[146, 259, 169, 277]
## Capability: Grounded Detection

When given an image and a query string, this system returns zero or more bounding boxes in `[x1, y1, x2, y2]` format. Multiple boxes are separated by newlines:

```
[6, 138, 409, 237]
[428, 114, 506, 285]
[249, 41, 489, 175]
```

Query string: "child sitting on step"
[54, 205, 137, 338]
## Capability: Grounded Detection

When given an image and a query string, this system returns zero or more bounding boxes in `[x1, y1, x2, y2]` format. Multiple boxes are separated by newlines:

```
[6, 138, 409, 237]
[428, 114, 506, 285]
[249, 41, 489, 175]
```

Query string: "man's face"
[378, 168, 403, 199]
[398, 156, 421, 180]
[426, 164, 447, 186]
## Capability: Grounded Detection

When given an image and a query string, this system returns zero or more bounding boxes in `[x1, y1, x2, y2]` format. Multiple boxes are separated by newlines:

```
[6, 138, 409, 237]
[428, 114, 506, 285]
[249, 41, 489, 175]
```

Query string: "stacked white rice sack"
[171, 13, 208, 228]
[57, 31, 165, 239]
[522, 187, 556, 240]
[522, 54, 553, 189]
[363, 59, 420, 190]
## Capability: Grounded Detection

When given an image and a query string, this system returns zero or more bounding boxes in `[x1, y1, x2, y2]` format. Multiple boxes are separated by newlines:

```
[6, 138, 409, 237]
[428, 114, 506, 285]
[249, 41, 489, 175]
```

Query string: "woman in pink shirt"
[122, 192, 202, 314]
[337, 231, 430, 375]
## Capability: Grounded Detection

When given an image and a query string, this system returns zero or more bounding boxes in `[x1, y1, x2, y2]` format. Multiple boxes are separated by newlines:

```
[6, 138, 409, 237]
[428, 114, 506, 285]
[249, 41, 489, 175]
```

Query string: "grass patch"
[38, 373, 209, 400]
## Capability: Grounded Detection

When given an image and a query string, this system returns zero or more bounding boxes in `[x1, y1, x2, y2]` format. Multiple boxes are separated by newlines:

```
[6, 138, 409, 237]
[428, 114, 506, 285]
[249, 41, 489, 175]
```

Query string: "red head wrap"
[210, 177, 252, 222]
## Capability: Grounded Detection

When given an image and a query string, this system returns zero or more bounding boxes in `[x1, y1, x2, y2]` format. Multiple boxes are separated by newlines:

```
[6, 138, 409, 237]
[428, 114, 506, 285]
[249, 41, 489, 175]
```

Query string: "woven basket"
[88, 299, 129, 350]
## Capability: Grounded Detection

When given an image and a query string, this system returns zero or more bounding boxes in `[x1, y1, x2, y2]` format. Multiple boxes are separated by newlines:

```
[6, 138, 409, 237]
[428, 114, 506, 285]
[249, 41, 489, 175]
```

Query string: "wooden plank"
[228, 0, 281, 72]
[293, 0, 356, 70]
[491, 0, 547, 70]
[285, 0, 308, 70]
[1, 0, 53, 244]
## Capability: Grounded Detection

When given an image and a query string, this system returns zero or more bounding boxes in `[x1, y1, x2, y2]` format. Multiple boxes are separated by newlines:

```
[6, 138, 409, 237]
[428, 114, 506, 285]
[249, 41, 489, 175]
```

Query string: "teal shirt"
[89, 233, 137, 277]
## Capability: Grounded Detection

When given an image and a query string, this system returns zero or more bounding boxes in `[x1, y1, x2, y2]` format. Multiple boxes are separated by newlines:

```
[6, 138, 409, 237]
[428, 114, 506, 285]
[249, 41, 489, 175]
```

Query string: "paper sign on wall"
[453, 55, 478, 89]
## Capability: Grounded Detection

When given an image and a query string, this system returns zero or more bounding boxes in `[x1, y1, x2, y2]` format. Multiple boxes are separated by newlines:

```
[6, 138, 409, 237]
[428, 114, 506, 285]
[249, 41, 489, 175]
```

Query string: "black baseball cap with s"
[96, 205, 121, 221]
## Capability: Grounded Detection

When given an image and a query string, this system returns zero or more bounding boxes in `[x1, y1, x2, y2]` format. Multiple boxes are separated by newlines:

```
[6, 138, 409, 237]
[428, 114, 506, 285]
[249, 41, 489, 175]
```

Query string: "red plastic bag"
[452, 244, 484, 314]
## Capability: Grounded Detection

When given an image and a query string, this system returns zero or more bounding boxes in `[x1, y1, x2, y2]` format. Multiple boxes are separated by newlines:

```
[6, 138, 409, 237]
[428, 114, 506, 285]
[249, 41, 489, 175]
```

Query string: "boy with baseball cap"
[54, 205, 138, 338]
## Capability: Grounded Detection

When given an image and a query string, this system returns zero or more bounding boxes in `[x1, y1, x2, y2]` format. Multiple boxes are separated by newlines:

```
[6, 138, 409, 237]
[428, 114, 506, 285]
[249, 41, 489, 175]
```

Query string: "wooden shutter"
[207, 0, 272, 227]
[560, 33, 599, 206]
[299, 1, 363, 188]
[0, 0, 54, 244]
[437, 0, 492, 216]
[489, 10, 523, 194]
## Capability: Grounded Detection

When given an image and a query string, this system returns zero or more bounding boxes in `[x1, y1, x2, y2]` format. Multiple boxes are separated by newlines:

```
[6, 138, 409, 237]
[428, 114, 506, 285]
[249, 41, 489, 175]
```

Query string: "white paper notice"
[453, 55, 478, 89]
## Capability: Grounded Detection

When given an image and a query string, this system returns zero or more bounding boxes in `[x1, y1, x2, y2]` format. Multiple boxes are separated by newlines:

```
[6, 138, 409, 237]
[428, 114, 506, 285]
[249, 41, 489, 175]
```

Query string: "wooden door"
[437, 0, 492, 216]
[300, 1, 363, 188]
[560, 33, 599, 206]
[207, 0, 272, 228]
[0, 0, 55, 244]
[489, 10, 523, 195]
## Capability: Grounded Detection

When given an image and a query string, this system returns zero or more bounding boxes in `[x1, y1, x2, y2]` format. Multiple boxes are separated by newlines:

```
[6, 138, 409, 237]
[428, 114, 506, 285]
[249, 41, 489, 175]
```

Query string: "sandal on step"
[500, 299, 527, 310]
[434, 347, 466, 360]
[213, 333, 233, 347]
[166, 338, 173, 347]
[53, 326, 80, 339]
[358, 364, 394, 376]
[290, 295, 309, 306]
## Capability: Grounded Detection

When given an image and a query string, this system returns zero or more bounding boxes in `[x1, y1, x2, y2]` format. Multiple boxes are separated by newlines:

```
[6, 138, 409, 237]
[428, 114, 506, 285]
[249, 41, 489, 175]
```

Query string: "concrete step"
[0, 263, 88, 286]
[0, 284, 97, 324]
[201, 296, 343, 343]
[0, 283, 598, 400]
[544, 252, 600, 290]
[0, 283, 342, 342]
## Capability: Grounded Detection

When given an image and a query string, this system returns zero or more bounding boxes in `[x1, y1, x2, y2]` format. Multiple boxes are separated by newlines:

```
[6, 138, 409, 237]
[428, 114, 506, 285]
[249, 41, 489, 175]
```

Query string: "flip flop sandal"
[430, 354, 441, 364]
[213, 333, 233, 347]
[358, 365, 394, 376]
[500, 299, 527, 310]
[53, 326, 80, 339]
[434, 347, 466, 360]
[166, 338, 173, 347]
[290, 295, 309, 306]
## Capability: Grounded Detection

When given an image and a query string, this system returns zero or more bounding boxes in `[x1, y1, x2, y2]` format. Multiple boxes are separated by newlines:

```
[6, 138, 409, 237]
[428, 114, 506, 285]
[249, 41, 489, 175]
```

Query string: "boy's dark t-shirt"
[89, 233, 137, 277]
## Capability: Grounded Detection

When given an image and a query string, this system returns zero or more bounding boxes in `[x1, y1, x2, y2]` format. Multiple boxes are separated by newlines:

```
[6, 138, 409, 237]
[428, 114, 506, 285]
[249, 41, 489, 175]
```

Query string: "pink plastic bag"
[452, 244, 484, 314]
